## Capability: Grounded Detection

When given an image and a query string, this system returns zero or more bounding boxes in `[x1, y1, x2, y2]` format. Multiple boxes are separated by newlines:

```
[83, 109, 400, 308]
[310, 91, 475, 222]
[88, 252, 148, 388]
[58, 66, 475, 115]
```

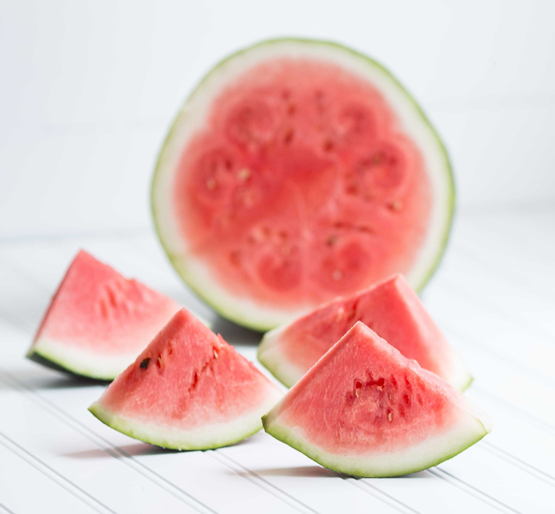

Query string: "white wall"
[1, 0, 554, 238]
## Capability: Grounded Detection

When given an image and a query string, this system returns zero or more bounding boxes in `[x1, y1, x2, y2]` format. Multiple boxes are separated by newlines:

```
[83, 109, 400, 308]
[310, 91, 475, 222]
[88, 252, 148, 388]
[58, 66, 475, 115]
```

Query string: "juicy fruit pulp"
[152, 39, 454, 330]
[263, 322, 491, 477]
[27, 250, 181, 380]
[89, 309, 282, 450]
[259, 274, 471, 390]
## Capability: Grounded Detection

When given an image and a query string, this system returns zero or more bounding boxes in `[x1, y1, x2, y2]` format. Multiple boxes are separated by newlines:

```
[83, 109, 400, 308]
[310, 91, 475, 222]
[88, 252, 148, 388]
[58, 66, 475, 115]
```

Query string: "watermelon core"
[152, 39, 454, 330]
[259, 274, 471, 390]
[27, 250, 181, 380]
[263, 322, 491, 477]
[89, 309, 282, 450]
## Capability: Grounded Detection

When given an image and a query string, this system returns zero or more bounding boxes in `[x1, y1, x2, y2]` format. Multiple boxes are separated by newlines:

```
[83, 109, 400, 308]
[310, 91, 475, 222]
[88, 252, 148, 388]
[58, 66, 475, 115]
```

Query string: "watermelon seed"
[388, 200, 403, 211]
[323, 139, 334, 152]
[140, 358, 150, 370]
[213, 349, 219, 359]
[326, 234, 337, 247]
[237, 168, 251, 181]
[283, 128, 294, 145]
[388, 393, 393, 400]
[388, 411, 393, 422]
[157, 355, 163, 369]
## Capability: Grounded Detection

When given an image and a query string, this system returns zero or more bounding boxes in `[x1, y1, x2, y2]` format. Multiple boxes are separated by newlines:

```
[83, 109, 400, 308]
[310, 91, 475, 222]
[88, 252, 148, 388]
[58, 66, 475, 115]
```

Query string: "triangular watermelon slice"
[89, 309, 283, 450]
[259, 274, 471, 390]
[263, 322, 491, 477]
[27, 250, 182, 380]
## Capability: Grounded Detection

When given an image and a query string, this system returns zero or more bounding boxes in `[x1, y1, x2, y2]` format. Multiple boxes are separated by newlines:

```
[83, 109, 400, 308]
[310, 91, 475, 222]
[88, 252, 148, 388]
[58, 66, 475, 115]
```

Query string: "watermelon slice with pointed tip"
[263, 322, 491, 477]
[89, 309, 282, 450]
[27, 250, 183, 381]
[259, 274, 471, 390]
[152, 38, 454, 331]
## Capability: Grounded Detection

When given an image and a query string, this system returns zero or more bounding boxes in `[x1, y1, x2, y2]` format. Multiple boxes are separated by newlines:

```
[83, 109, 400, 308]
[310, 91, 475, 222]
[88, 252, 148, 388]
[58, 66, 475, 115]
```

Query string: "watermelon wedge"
[259, 274, 471, 390]
[152, 38, 454, 331]
[263, 322, 491, 477]
[89, 309, 282, 450]
[27, 250, 182, 381]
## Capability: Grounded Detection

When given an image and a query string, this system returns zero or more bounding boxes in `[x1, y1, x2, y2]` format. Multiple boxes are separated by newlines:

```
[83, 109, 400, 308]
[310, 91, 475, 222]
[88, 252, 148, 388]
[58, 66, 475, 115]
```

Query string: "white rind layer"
[89, 386, 283, 450]
[28, 337, 138, 381]
[263, 397, 492, 477]
[258, 324, 473, 391]
[152, 38, 454, 331]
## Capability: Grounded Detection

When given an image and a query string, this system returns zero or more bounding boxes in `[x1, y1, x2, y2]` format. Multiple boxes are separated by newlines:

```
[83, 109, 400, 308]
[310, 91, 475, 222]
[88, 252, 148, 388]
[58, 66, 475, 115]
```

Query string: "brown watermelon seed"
[326, 234, 337, 247]
[388, 200, 403, 211]
[140, 358, 150, 370]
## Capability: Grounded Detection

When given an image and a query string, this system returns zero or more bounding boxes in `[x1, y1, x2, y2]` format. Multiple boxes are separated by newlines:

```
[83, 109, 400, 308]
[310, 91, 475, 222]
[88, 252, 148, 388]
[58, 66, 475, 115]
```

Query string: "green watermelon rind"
[151, 37, 455, 332]
[88, 396, 277, 451]
[262, 407, 490, 478]
[27, 342, 117, 382]
[26, 316, 213, 382]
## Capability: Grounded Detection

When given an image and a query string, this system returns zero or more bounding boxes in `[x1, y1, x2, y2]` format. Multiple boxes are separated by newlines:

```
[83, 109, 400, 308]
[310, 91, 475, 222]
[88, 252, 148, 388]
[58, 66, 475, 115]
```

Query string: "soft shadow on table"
[64, 442, 179, 460]
[228, 465, 339, 478]
[64, 437, 254, 460]
[210, 315, 263, 346]
[0, 365, 107, 391]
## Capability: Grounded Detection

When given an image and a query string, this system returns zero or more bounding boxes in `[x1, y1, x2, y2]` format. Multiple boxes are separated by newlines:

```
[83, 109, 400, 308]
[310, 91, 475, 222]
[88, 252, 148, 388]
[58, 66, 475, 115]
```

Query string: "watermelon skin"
[263, 322, 491, 478]
[89, 309, 283, 450]
[152, 38, 455, 332]
[259, 274, 471, 390]
[27, 251, 183, 381]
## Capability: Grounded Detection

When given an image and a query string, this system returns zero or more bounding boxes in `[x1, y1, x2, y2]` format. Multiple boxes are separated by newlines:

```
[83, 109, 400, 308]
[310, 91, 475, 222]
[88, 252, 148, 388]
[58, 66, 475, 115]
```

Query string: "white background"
[1, 0, 554, 238]
[1, 3, 555, 513]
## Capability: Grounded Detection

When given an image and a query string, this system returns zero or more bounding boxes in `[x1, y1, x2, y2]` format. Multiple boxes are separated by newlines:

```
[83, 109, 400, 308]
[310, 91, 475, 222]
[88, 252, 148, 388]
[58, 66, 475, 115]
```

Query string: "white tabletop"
[0, 208, 554, 514]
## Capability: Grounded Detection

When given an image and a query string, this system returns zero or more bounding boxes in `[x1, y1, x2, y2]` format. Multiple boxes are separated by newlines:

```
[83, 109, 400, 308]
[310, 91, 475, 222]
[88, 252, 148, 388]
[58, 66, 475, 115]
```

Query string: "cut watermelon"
[152, 38, 454, 331]
[27, 250, 182, 381]
[259, 274, 471, 390]
[89, 309, 282, 450]
[263, 322, 491, 477]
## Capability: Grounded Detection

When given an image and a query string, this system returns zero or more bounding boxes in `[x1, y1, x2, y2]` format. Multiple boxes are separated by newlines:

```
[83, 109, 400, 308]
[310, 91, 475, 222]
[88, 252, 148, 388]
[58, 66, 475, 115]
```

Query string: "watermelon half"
[89, 309, 282, 450]
[263, 322, 491, 477]
[27, 250, 182, 381]
[152, 38, 454, 331]
[259, 274, 471, 390]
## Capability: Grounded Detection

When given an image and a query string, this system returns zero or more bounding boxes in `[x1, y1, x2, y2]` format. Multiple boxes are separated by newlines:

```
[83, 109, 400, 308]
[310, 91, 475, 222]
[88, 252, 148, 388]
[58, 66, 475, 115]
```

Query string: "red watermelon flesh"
[89, 309, 283, 450]
[27, 250, 182, 380]
[263, 322, 491, 477]
[152, 39, 454, 330]
[259, 274, 471, 390]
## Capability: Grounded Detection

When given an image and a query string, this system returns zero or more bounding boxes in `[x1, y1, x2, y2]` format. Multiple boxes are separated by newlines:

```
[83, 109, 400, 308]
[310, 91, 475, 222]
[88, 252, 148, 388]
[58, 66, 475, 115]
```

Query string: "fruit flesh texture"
[94, 309, 280, 431]
[175, 58, 431, 310]
[29, 250, 180, 361]
[260, 274, 469, 389]
[264, 322, 490, 474]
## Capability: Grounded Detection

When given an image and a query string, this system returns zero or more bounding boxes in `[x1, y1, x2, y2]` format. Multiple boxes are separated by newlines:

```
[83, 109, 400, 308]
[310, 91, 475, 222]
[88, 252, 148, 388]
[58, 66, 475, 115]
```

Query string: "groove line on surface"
[0, 430, 112, 514]
[0, 369, 214, 514]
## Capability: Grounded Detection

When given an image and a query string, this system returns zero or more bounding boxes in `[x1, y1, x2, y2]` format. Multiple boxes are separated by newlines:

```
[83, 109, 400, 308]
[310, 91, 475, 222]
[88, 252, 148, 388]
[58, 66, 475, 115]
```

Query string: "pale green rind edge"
[88, 402, 264, 451]
[151, 37, 456, 332]
[26, 347, 114, 382]
[262, 413, 489, 478]
[25, 316, 213, 381]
